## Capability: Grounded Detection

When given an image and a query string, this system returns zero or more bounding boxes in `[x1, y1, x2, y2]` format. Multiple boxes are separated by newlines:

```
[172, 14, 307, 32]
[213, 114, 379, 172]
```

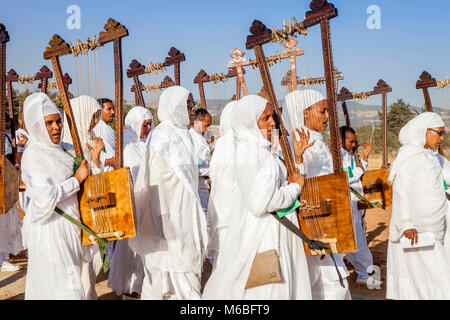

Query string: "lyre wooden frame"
[43, 18, 128, 169]
[127, 47, 185, 107]
[245, 0, 356, 255]
[5, 65, 54, 156]
[193, 67, 243, 110]
[0, 23, 19, 215]
[337, 79, 392, 169]
[415, 71, 449, 112]
[227, 41, 304, 98]
[281, 66, 343, 94]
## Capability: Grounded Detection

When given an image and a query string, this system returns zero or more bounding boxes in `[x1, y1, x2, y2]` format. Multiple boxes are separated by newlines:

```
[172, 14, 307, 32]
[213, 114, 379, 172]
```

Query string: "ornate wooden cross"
[337, 79, 392, 168]
[127, 47, 185, 107]
[44, 18, 128, 169]
[415, 71, 449, 112]
[193, 68, 242, 109]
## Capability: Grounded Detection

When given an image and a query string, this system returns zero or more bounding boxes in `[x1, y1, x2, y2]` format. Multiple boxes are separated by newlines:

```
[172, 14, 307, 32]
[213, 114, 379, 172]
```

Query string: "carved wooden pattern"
[36, 65, 53, 93]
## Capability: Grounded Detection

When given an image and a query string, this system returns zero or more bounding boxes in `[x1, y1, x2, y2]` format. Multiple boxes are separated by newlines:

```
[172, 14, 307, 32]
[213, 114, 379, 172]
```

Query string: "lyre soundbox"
[298, 171, 357, 256]
[359, 168, 392, 210]
[0, 155, 19, 214]
[79, 167, 136, 246]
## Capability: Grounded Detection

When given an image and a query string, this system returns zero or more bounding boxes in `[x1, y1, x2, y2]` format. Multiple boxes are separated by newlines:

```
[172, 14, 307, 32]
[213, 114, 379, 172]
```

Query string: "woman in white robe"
[386, 112, 450, 300]
[207, 101, 239, 265]
[129, 86, 208, 300]
[203, 94, 312, 300]
[107, 106, 152, 298]
[282, 89, 351, 300]
[20, 92, 102, 299]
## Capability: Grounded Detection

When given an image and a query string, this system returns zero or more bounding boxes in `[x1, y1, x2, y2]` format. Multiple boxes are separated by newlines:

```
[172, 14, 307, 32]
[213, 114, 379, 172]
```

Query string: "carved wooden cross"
[337, 79, 392, 168]
[416, 71, 438, 112]
[193, 68, 241, 109]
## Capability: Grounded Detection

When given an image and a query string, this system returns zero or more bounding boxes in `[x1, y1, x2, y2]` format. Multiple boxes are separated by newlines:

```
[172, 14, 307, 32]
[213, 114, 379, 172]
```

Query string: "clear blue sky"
[2, 0, 450, 109]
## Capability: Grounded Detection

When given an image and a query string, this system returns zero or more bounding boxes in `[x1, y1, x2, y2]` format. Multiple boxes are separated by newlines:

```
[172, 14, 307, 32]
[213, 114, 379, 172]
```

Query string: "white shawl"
[388, 112, 448, 242]
[203, 95, 290, 299]
[129, 86, 208, 273]
[123, 106, 153, 180]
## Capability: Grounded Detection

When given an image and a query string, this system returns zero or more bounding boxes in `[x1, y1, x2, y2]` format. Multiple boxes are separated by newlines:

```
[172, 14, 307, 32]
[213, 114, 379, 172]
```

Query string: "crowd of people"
[1, 85, 450, 300]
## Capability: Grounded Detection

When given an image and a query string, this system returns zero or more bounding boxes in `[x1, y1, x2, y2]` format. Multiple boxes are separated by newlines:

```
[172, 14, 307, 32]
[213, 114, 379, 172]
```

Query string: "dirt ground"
[0, 206, 391, 300]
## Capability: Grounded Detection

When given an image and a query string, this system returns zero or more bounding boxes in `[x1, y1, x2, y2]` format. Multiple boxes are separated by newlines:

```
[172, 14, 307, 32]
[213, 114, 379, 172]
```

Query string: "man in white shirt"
[339, 126, 381, 287]
[93, 98, 115, 171]
[189, 109, 212, 213]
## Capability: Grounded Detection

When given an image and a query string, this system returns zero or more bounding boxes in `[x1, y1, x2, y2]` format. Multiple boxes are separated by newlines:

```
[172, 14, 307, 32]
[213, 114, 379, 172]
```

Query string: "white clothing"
[0, 135, 23, 256]
[16, 128, 29, 153]
[93, 119, 115, 172]
[203, 95, 311, 300]
[282, 89, 350, 300]
[341, 147, 374, 279]
[189, 127, 211, 213]
[207, 101, 239, 262]
[0, 204, 24, 256]
[5, 132, 12, 155]
[387, 113, 450, 300]
[21, 93, 87, 300]
[108, 106, 152, 296]
[129, 86, 208, 299]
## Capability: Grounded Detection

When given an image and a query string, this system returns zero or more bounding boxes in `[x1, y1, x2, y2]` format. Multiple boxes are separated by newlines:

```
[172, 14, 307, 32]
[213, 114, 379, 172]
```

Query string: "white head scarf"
[282, 89, 326, 133]
[21, 92, 74, 186]
[124, 106, 153, 146]
[389, 112, 445, 183]
[219, 100, 237, 136]
[282, 89, 333, 177]
[24, 92, 63, 150]
[231, 94, 270, 148]
[157, 85, 190, 128]
[62, 95, 101, 165]
[123, 106, 153, 180]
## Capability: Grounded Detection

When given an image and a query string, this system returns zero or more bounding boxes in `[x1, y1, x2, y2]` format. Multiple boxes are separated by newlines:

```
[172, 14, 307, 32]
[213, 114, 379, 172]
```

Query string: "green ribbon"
[350, 187, 384, 210]
[54, 207, 110, 273]
[343, 166, 354, 178]
[276, 199, 302, 218]
[444, 180, 448, 191]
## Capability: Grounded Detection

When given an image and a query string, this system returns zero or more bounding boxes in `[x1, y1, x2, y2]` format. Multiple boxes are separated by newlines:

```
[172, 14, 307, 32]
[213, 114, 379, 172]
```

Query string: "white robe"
[207, 101, 238, 263]
[20, 93, 88, 300]
[129, 86, 208, 300]
[93, 119, 116, 172]
[203, 94, 311, 300]
[0, 134, 24, 258]
[107, 106, 151, 296]
[189, 127, 211, 214]
[341, 147, 374, 280]
[386, 113, 450, 299]
[281, 89, 350, 300]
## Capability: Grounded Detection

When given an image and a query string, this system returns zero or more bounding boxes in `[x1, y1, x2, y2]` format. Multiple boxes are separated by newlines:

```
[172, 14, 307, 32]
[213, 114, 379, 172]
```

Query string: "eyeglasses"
[428, 128, 446, 137]
[187, 100, 196, 109]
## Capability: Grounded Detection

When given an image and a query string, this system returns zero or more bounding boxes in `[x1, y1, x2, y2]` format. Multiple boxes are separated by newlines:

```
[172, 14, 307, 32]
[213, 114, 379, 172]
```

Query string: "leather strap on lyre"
[270, 212, 345, 288]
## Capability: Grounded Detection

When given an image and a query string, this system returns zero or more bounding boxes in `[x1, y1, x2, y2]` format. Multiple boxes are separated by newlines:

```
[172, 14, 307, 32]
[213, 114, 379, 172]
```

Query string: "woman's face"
[140, 119, 152, 139]
[44, 113, 63, 144]
[257, 102, 276, 142]
[303, 100, 329, 132]
[425, 127, 445, 149]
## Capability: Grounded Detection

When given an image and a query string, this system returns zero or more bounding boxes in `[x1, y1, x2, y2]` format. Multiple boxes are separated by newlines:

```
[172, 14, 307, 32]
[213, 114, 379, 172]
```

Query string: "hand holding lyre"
[86, 137, 104, 169]
[287, 168, 305, 189]
[361, 142, 373, 162]
[74, 159, 89, 184]
[16, 134, 28, 148]
[292, 128, 315, 165]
